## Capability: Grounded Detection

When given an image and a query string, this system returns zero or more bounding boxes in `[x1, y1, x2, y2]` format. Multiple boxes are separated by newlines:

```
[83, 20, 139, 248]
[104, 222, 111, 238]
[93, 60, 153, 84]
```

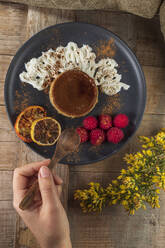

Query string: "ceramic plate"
[4, 22, 146, 165]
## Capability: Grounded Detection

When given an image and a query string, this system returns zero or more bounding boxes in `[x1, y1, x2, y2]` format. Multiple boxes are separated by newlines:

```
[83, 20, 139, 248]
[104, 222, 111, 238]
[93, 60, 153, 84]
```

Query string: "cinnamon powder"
[65, 149, 81, 164]
[96, 38, 116, 58]
[14, 89, 30, 113]
[101, 94, 121, 115]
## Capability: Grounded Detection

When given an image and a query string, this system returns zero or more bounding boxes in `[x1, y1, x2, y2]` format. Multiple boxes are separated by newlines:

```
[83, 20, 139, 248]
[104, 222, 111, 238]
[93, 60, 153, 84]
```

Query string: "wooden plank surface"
[144, 66, 165, 114]
[0, 2, 165, 248]
[0, 55, 13, 83]
[0, 201, 17, 248]
[0, 142, 19, 170]
[0, 106, 17, 142]
[26, 7, 75, 38]
[0, 2, 27, 55]
[0, 171, 13, 200]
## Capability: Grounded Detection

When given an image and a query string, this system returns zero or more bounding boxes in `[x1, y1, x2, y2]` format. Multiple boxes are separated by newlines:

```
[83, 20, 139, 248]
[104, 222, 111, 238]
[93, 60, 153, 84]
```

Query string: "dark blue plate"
[4, 22, 146, 165]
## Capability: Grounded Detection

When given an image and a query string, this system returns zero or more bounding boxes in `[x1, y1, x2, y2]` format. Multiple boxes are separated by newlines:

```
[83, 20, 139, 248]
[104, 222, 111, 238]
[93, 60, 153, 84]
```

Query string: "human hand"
[13, 160, 72, 248]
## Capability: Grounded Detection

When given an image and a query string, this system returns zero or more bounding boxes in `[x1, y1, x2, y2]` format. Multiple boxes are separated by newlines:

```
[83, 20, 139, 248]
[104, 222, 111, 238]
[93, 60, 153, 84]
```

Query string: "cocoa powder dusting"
[65, 147, 80, 164]
[14, 90, 30, 113]
[101, 94, 121, 115]
[88, 145, 102, 156]
[44, 85, 51, 94]
[96, 38, 116, 58]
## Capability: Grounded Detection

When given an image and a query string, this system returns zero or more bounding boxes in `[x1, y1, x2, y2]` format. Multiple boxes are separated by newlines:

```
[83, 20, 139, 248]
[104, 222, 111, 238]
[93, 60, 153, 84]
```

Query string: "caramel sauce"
[51, 70, 98, 116]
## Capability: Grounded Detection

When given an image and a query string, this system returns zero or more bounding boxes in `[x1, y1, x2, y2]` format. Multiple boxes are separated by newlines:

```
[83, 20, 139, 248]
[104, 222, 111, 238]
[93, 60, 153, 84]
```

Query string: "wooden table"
[0, 2, 165, 247]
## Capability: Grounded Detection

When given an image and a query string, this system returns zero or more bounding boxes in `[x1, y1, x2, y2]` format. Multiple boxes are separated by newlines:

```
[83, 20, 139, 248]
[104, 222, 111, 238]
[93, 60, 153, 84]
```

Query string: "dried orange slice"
[31, 117, 61, 146]
[14, 106, 46, 143]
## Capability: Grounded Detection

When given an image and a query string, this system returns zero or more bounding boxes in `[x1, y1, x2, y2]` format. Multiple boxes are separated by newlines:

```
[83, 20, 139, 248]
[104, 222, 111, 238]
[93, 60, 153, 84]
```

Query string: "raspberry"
[90, 128, 105, 146]
[107, 127, 124, 144]
[113, 114, 129, 128]
[83, 116, 98, 130]
[99, 114, 112, 130]
[76, 127, 88, 143]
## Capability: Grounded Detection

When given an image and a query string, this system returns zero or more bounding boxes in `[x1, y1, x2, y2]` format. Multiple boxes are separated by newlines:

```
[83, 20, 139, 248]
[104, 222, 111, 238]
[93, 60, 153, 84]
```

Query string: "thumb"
[38, 166, 58, 208]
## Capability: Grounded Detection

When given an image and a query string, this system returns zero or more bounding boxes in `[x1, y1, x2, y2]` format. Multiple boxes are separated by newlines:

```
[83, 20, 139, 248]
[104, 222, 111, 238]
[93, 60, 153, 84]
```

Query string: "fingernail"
[40, 166, 50, 178]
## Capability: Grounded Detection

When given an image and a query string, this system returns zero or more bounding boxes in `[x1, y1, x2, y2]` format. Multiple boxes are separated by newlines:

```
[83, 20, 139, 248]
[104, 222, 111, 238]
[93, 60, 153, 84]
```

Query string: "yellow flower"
[156, 189, 160, 194]
[121, 169, 127, 174]
[135, 165, 140, 170]
[122, 200, 128, 206]
[152, 176, 160, 183]
[139, 136, 150, 143]
[141, 195, 146, 200]
[124, 154, 135, 164]
[123, 177, 131, 184]
[155, 132, 165, 145]
[120, 185, 126, 190]
[128, 167, 135, 174]
[130, 209, 135, 215]
[112, 199, 118, 205]
[75, 129, 165, 215]
[142, 150, 147, 155]
[142, 205, 146, 210]
[112, 180, 118, 185]
[146, 150, 153, 156]
[136, 152, 143, 158]
[148, 142, 154, 147]
[125, 195, 131, 200]
[134, 174, 140, 180]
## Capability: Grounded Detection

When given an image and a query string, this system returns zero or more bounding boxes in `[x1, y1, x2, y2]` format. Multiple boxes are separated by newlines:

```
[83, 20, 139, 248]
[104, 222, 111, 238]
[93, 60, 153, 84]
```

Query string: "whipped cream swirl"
[19, 42, 130, 96]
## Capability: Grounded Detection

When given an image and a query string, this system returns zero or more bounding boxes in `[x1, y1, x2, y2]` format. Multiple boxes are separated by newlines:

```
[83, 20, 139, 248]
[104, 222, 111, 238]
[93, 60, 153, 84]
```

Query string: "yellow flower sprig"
[74, 129, 165, 215]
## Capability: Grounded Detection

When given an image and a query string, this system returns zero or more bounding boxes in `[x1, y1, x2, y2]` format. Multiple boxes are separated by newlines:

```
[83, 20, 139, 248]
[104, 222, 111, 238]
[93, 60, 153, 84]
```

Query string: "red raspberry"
[83, 116, 98, 130]
[107, 127, 124, 144]
[99, 114, 112, 130]
[113, 114, 129, 128]
[76, 127, 88, 143]
[90, 128, 105, 146]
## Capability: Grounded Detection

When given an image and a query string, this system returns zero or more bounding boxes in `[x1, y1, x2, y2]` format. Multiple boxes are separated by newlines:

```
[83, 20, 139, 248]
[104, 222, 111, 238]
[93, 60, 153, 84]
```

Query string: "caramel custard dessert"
[49, 69, 98, 118]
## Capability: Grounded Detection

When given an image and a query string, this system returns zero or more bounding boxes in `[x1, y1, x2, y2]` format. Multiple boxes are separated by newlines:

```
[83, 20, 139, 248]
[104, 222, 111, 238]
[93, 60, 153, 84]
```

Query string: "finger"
[13, 160, 50, 192]
[17, 159, 50, 177]
[38, 166, 59, 209]
[53, 173, 63, 185]
[57, 185, 62, 198]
